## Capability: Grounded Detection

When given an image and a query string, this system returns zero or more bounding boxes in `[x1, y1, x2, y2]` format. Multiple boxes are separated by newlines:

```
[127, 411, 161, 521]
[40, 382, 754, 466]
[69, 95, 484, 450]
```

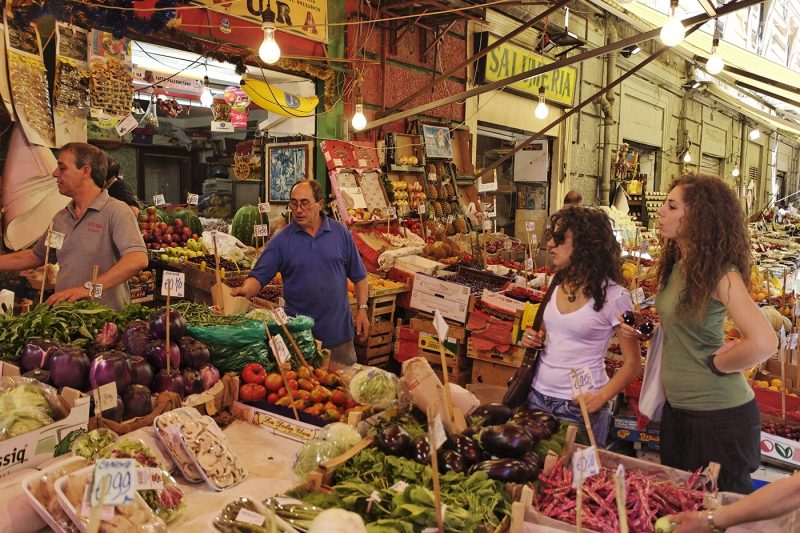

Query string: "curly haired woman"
[650, 174, 776, 494]
[521, 207, 641, 446]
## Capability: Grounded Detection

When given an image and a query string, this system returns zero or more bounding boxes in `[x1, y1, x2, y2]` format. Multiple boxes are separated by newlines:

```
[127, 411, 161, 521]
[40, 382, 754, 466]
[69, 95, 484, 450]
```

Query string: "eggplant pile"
[373, 404, 559, 484]
[20, 308, 221, 421]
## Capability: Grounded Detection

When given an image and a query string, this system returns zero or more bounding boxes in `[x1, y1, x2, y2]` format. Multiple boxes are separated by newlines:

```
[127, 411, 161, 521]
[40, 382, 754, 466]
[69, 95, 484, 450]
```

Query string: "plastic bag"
[292, 439, 342, 478]
[99, 438, 185, 523]
[340, 365, 399, 410]
[70, 428, 119, 461]
[637, 325, 665, 427]
[0, 376, 65, 440]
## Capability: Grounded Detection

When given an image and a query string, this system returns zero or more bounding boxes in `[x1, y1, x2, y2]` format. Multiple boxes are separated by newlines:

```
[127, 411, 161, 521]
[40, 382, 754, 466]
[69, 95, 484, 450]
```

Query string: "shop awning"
[602, 0, 800, 138]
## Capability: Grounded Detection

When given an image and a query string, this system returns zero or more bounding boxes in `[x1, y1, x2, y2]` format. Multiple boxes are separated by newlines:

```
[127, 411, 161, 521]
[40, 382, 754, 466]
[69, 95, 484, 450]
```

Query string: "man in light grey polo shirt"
[0, 143, 148, 310]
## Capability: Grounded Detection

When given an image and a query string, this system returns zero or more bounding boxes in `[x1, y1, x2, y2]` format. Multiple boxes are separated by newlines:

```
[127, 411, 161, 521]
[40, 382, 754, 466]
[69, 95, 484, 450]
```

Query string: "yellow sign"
[195, 0, 327, 43]
[479, 34, 577, 107]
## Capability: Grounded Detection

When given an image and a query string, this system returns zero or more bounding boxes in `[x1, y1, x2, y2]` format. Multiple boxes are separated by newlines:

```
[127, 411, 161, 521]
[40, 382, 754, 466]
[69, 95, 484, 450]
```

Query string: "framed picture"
[265, 141, 313, 203]
[422, 124, 453, 159]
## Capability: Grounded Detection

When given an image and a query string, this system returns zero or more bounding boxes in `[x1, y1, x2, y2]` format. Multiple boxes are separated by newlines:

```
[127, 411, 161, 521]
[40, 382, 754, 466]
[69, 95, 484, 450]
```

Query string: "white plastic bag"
[638, 325, 665, 424]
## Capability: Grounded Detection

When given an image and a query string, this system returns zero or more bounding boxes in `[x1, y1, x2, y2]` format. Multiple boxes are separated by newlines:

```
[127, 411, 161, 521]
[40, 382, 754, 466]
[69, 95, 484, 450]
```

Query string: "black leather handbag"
[502, 282, 557, 408]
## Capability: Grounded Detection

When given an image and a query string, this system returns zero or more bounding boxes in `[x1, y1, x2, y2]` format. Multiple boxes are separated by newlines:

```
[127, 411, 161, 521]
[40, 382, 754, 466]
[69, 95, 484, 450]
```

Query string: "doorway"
[137, 147, 194, 205]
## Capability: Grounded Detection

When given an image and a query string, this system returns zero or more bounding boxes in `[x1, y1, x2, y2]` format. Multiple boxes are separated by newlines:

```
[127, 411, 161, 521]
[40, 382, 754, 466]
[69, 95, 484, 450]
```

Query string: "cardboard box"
[613, 413, 660, 449]
[410, 273, 473, 323]
[471, 359, 516, 388]
[0, 364, 90, 478]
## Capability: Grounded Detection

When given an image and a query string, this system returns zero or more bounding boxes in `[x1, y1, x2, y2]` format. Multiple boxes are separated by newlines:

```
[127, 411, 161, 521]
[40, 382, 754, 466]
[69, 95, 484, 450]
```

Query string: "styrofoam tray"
[153, 407, 204, 483]
[22, 456, 90, 533]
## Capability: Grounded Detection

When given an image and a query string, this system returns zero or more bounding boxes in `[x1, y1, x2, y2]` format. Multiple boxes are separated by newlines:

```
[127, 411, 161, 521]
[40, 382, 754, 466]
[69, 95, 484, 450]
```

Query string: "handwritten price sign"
[90, 458, 136, 506]
[572, 446, 601, 487]
[418, 204, 427, 215]
[46, 230, 65, 250]
[253, 224, 270, 238]
[153, 194, 166, 207]
[269, 335, 292, 364]
[161, 271, 185, 298]
[187, 193, 199, 205]
[84, 282, 103, 299]
[570, 367, 595, 397]
[259, 202, 271, 214]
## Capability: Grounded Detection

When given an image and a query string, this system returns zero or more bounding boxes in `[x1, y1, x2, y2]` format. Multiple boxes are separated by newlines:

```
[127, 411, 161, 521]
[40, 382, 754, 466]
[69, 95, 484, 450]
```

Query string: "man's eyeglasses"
[289, 199, 319, 210]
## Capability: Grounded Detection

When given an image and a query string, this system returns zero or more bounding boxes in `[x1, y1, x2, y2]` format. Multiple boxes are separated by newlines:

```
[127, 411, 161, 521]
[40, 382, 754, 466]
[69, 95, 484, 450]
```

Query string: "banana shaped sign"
[240, 75, 319, 118]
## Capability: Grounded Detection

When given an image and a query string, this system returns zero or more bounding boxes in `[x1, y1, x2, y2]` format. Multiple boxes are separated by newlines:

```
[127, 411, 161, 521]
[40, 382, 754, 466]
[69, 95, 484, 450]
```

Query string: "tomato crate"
[471, 359, 516, 387]
[466, 337, 525, 368]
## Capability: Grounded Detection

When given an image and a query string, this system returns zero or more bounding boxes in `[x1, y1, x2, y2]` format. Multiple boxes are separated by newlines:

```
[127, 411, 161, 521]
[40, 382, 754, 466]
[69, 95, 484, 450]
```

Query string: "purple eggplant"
[376, 424, 411, 456]
[470, 458, 536, 483]
[122, 384, 153, 418]
[410, 435, 431, 464]
[129, 356, 154, 387]
[21, 338, 59, 372]
[151, 369, 186, 400]
[514, 408, 558, 434]
[178, 337, 210, 370]
[510, 416, 551, 442]
[182, 368, 203, 396]
[471, 403, 513, 426]
[149, 308, 187, 341]
[438, 450, 466, 474]
[449, 434, 485, 466]
[480, 424, 534, 458]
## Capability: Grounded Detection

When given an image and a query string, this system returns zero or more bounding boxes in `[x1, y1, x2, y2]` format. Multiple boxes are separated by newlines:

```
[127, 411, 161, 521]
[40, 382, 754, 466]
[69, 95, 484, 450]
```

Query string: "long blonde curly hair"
[656, 173, 752, 322]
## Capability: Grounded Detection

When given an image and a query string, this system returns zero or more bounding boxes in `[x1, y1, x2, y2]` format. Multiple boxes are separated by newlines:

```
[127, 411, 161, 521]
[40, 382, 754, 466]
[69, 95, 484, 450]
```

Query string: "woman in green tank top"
[637, 174, 776, 495]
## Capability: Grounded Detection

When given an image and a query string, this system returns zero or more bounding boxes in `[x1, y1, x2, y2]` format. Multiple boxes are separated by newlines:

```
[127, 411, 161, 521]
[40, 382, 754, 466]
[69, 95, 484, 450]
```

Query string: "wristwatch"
[358, 304, 368, 310]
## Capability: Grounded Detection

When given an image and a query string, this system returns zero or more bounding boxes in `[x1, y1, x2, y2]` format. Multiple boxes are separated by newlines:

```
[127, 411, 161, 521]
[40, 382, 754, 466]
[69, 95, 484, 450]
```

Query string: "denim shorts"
[527, 388, 612, 447]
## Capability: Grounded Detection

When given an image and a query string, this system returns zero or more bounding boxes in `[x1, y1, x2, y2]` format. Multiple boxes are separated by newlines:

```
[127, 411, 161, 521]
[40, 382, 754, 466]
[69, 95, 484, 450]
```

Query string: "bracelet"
[358, 304, 368, 310]
[704, 510, 724, 532]
[707, 354, 727, 376]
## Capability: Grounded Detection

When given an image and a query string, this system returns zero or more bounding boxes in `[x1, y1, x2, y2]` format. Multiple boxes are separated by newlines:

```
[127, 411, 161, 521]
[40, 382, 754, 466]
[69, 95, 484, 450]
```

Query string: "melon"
[231, 204, 261, 246]
[156, 208, 171, 224]
[172, 209, 203, 235]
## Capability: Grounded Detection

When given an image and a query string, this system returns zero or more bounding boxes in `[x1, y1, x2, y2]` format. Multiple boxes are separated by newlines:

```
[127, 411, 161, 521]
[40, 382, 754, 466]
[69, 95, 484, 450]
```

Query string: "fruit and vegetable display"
[139, 207, 201, 251]
[761, 420, 800, 441]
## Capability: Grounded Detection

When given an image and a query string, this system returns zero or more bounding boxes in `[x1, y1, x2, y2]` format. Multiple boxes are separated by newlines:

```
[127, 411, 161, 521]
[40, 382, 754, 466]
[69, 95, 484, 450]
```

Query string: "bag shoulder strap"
[532, 281, 557, 331]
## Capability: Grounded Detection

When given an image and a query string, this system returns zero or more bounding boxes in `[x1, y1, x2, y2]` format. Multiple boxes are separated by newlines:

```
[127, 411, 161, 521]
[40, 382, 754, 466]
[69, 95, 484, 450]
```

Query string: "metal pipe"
[739, 118, 749, 206]
[600, 23, 617, 205]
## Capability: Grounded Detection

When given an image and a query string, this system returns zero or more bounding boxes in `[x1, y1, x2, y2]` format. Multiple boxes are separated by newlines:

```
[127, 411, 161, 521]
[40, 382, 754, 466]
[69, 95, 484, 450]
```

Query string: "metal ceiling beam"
[383, 0, 570, 115]
[696, 57, 800, 98]
[697, 0, 718, 17]
[362, 0, 766, 131]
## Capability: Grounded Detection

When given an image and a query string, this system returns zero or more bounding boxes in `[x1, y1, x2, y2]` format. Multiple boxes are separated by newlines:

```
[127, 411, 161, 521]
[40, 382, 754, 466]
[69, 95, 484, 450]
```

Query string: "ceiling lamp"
[683, 151, 691, 163]
[749, 128, 761, 141]
[259, 2, 281, 64]
[732, 167, 740, 177]
[534, 86, 549, 120]
[200, 75, 213, 107]
[351, 103, 367, 131]
[706, 36, 724, 75]
[620, 44, 642, 58]
[660, 0, 686, 47]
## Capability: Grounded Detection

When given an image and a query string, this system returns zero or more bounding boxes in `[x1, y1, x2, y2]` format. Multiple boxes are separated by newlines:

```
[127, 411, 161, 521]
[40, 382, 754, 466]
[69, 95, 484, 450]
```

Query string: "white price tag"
[504, 240, 513, 250]
[161, 271, 185, 298]
[640, 240, 650, 253]
[572, 446, 600, 487]
[84, 282, 103, 299]
[531, 234, 539, 246]
[272, 307, 289, 325]
[253, 224, 270, 238]
[391, 481, 409, 493]
[389, 206, 397, 217]
[418, 204, 427, 215]
[615, 464, 626, 481]
[433, 309, 449, 341]
[790, 333, 798, 350]
[259, 202, 271, 214]
[90, 458, 137, 506]
[135, 468, 164, 490]
[432, 413, 447, 450]
[428, 173, 437, 182]
[235, 508, 265, 526]
[115, 114, 138, 136]
[446, 215, 454, 224]
[269, 335, 292, 364]
[779, 326, 787, 350]
[570, 367, 595, 397]
[482, 219, 492, 231]
[81, 486, 115, 521]
[92, 381, 117, 413]
[367, 490, 382, 504]
[46, 230, 65, 250]
[211, 120, 234, 132]
[525, 258, 533, 270]
[153, 194, 166, 207]
[187, 193, 199, 205]
[632, 287, 646, 305]
[526, 221, 536, 232]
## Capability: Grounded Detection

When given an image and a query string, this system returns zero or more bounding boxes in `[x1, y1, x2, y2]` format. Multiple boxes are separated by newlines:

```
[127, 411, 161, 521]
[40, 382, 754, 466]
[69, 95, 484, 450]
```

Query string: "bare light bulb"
[660, 6, 685, 47]
[683, 151, 691, 163]
[732, 167, 740, 177]
[351, 104, 367, 131]
[749, 128, 760, 141]
[706, 50, 724, 74]
[200, 76, 213, 107]
[259, 24, 281, 64]
[534, 86, 548, 119]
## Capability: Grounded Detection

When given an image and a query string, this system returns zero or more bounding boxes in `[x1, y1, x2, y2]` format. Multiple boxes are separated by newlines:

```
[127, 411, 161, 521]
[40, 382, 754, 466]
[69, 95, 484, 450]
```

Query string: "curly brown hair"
[656, 173, 752, 322]
[547, 207, 625, 311]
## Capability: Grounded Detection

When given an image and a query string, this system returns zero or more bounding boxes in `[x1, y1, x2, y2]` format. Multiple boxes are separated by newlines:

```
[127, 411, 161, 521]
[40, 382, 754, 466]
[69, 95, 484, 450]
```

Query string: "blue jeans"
[527, 388, 612, 447]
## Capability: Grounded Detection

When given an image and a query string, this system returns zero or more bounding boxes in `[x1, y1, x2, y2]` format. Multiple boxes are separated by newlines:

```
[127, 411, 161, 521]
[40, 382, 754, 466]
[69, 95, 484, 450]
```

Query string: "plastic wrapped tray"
[153, 407, 204, 483]
[22, 456, 90, 533]
[177, 415, 247, 491]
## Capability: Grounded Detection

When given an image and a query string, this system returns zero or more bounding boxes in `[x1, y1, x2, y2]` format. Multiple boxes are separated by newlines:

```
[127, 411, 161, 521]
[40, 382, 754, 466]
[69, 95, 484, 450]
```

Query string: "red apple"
[173, 219, 184, 228]
[182, 227, 192, 238]
[166, 227, 174, 235]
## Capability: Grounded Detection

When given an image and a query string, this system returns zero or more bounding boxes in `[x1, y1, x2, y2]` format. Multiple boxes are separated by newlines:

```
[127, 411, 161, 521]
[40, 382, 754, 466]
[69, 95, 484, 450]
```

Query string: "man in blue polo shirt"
[232, 179, 369, 366]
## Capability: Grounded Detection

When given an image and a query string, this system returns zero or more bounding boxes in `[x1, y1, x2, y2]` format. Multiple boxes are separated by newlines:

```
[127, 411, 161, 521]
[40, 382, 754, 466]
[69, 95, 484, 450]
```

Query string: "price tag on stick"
[90, 458, 137, 506]
[269, 335, 292, 364]
[92, 381, 118, 414]
[253, 224, 270, 238]
[572, 446, 601, 488]
[526, 221, 536, 232]
[570, 367, 595, 398]
[46, 230, 65, 250]
[84, 282, 103, 299]
[432, 413, 447, 449]
[153, 194, 166, 207]
[258, 202, 271, 214]
[161, 271, 185, 298]
[271, 307, 289, 325]
[187, 193, 199, 205]
[433, 309, 449, 342]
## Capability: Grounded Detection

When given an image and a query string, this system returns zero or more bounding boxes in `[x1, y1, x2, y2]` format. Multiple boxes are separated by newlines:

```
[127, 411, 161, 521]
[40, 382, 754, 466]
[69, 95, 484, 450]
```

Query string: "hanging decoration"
[54, 22, 90, 144]
[88, 30, 134, 120]
[224, 86, 250, 128]
[140, 94, 160, 128]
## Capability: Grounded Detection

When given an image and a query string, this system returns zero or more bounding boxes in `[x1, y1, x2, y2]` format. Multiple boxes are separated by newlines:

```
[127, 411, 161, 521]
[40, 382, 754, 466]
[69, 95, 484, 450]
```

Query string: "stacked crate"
[354, 290, 402, 368]
[406, 315, 472, 387]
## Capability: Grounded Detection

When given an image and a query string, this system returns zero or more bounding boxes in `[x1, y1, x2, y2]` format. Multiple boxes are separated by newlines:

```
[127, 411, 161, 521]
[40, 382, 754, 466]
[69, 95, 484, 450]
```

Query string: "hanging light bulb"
[660, 0, 685, 47]
[732, 166, 740, 177]
[351, 103, 367, 131]
[534, 86, 548, 120]
[706, 37, 724, 75]
[258, 2, 281, 64]
[683, 151, 691, 163]
[749, 128, 761, 141]
[200, 75, 213, 107]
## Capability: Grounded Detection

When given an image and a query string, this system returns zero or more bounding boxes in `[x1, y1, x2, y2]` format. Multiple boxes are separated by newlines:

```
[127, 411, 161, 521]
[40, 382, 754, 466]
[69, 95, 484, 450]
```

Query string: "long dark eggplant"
[470, 458, 535, 483]
[514, 408, 558, 434]
[480, 423, 534, 458]
[376, 424, 411, 457]
[450, 434, 485, 466]
[409, 435, 431, 464]
[438, 450, 466, 474]
[510, 416, 551, 441]
[471, 403, 513, 426]
[520, 450, 543, 476]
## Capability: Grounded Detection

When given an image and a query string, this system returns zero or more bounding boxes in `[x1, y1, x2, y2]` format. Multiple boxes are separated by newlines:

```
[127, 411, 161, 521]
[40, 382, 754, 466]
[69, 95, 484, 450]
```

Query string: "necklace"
[562, 285, 577, 302]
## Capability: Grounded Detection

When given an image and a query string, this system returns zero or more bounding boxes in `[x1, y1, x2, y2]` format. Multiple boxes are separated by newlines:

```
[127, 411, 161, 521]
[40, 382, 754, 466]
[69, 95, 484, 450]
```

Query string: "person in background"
[637, 173, 776, 493]
[104, 158, 140, 217]
[231, 179, 370, 367]
[520, 207, 641, 446]
[0, 143, 148, 310]
[668, 472, 800, 531]
[563, 190, 583, 207]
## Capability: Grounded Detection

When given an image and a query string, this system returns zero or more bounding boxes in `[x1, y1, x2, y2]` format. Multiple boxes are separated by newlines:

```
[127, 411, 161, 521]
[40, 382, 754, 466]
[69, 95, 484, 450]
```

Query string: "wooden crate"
[466, 337, 525, 368]
[471, 359, 516, 387]
[431, 363, 471, 387]
[409, 316, 470, 370]
[355, 341, 393, 368]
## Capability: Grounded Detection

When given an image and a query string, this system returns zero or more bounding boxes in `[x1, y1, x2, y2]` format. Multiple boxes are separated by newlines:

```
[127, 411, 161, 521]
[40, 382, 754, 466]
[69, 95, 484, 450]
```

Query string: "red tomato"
[267, 393, 280, 404]
[264, 373, 283, 393]
[241, 363, 267, 385]
[239, 383, 267, 402]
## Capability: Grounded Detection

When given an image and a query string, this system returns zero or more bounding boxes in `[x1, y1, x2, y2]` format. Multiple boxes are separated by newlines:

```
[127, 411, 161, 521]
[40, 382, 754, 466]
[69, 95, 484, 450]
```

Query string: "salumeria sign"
[475, 33, 578, 107]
